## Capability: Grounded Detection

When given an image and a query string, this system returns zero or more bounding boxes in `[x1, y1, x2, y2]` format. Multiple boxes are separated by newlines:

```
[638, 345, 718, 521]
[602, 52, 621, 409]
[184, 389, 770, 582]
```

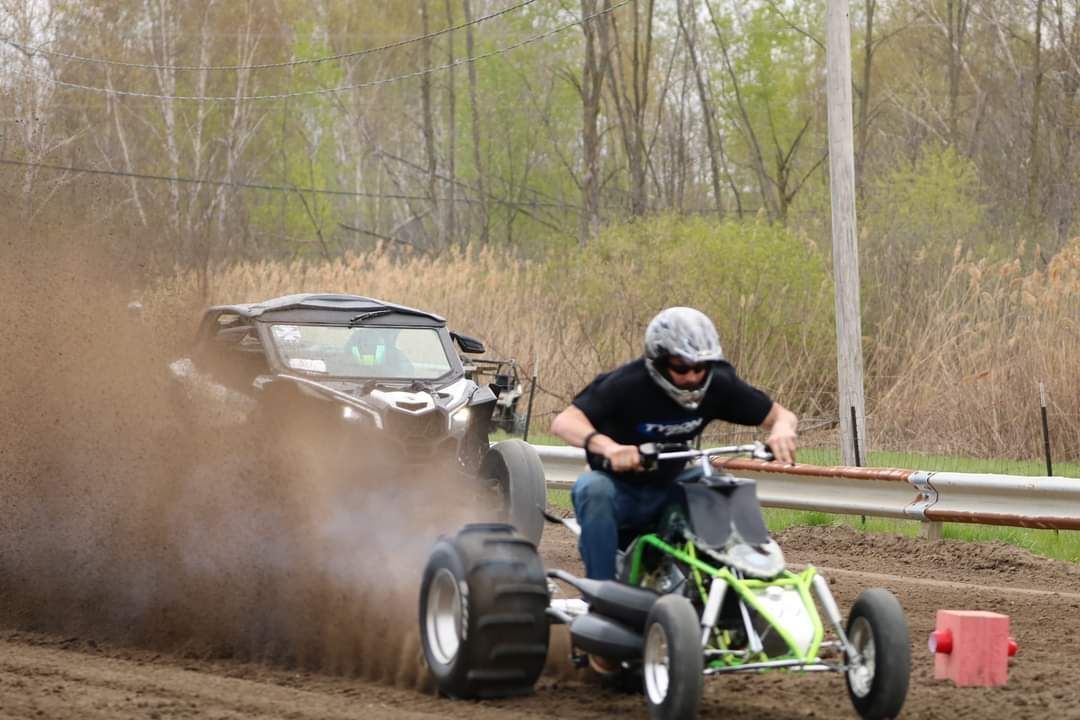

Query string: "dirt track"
[3, 524, 1079, 720]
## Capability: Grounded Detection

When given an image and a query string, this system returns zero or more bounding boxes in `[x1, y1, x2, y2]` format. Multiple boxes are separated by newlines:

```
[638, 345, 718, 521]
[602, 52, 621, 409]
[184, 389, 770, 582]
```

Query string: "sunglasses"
[666, 359, 709, 375]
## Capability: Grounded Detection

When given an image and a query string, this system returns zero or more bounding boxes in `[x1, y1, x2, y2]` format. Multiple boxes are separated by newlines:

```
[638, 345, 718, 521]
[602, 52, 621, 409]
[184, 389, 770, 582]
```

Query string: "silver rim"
[644, 622, 671, 705]
[425, 568, 462, 666]
[847, 616, 876, 698]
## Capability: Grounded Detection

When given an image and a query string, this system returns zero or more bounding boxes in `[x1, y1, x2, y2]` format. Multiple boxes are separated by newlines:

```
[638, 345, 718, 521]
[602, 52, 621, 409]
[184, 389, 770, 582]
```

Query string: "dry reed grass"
[146, 246, 591, 419]
[868, 238, 1079, 460]
[147, 240, 1079, 462]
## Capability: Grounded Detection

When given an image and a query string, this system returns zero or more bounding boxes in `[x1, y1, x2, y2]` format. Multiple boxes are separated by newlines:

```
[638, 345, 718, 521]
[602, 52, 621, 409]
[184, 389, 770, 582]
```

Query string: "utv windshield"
[268, 324, 452, 379]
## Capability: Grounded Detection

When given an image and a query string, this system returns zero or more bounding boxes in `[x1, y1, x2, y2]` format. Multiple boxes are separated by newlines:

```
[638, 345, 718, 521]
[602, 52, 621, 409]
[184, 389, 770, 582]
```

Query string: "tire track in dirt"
[793, 565, 1080, 601]
[3, 524, 1079, 719]
[0, 635, 434, 720]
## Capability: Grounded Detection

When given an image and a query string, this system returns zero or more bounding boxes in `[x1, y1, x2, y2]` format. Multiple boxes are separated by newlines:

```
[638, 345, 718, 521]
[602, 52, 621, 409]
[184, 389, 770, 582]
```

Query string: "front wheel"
[845, 588, 910, 720]
[642, 595, 703, 720]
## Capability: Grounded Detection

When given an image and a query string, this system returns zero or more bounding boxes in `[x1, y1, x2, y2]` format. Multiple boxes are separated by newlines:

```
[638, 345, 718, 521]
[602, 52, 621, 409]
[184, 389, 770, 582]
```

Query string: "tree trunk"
[677, 0, 723, 216]
[1027, 0, 1045, 222]
[578, 0, 608, 246]
[444, 0, 457, 248]
[605, 0, 654, 216]
[946, 0, 973, 148]
[420, 0, 440, 247]
[1051, 0, 1080, 247]
[148, 0, 184, 257]
[705, 0, 779, 219]
[463, 0, 489, 243]
[856, 0, 875, 197]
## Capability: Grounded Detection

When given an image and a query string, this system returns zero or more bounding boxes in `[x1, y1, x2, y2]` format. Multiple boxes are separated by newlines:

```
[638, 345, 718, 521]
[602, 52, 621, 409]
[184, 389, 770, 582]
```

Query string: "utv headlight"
[450, 406, 471, 431]
[342, 405, 362, 423]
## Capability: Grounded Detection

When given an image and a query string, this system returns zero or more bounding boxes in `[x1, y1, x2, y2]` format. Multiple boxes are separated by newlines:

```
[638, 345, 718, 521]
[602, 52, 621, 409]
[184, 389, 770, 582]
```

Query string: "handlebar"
[600, 441, 773, 473]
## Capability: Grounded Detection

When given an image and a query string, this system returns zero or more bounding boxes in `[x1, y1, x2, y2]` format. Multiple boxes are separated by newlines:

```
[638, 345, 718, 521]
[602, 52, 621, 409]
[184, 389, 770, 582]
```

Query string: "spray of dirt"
[0, 218, 491, 687]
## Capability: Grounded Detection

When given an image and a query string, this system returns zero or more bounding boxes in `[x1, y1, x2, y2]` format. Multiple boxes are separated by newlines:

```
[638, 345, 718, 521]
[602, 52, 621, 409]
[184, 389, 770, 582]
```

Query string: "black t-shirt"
[572, 357, 773, 484]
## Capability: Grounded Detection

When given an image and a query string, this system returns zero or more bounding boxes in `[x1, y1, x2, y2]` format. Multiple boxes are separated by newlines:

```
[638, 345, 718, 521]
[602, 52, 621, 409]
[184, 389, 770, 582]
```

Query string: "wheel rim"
[847, 616, 876, 698]
[425, 568, 463, 666]
[644, 622, 671, 705]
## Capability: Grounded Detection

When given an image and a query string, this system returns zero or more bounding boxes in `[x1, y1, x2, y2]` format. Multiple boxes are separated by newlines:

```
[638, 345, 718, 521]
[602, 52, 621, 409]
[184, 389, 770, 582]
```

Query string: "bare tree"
[912, 0, 975, 148]
[704, 0, 779, 218]
[419, 0, 440, 246]
[1047, 0, 1080, 246]
[2, 0, 74, 220]
[945, 0, 975, 147]
[857, 0, 876, 191]
[605, 0, 655, 216]
[463, 0, 489, 243]
[1027, 0, 1046, 221]
[677, 0, 726, 215]
[573, 0, 611, 245]
[443, 0, 457, 247]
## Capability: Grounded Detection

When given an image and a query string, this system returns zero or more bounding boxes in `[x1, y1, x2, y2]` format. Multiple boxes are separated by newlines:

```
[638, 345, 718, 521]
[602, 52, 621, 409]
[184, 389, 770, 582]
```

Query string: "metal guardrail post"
[1040, 382, 1053, 477]
[920, 521, 944, 540]
[522, 359, 538, 442]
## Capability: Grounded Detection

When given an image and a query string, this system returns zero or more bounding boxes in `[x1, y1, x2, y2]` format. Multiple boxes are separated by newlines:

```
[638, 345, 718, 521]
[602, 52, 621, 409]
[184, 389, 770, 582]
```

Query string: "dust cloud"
[0, 219, 486, 686]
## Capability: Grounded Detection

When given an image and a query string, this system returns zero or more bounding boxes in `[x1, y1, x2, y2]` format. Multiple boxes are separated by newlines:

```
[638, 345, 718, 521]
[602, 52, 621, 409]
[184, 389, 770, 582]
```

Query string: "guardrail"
[531, 445, 1080, 533]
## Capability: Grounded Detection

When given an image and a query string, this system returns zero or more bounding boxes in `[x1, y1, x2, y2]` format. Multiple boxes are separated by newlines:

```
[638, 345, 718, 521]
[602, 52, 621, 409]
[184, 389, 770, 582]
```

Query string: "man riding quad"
[550, 306, 799, 669]
[420, 306, 909, 720]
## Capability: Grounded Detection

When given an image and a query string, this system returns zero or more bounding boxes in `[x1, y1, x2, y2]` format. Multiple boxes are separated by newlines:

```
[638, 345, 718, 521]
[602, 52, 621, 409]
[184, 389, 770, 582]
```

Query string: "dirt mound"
[0, 219, 485, 687]
[776, 525, 1080, 591]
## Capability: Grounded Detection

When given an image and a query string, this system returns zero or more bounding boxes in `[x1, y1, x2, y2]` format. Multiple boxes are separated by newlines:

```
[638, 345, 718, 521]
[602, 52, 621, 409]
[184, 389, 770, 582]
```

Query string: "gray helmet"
[644, 307, 724, 410]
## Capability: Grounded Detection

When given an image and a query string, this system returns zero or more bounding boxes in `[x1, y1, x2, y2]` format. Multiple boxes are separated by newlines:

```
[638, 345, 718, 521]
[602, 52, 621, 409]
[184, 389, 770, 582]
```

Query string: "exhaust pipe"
[569, 613, 643, 660]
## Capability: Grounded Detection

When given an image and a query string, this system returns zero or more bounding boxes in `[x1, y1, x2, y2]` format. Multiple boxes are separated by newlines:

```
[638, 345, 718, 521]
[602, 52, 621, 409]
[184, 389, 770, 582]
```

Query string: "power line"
[0, 0, 536, 72]
[0, 157, 583, 210]
[7, 0, 629, 102]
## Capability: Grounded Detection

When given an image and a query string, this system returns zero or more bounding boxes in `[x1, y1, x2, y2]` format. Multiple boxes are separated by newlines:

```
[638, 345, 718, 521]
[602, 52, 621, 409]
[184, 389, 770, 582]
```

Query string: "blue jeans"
[571, 470, 682, 580]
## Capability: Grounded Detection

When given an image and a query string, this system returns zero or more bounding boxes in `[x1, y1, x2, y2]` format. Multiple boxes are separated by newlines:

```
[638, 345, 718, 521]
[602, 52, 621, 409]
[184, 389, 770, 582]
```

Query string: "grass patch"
[549, 488, 571, 511]
[941, 522, 1080, 563]
[763, 510, 1080, 563]
[794, 448, 1079, 477]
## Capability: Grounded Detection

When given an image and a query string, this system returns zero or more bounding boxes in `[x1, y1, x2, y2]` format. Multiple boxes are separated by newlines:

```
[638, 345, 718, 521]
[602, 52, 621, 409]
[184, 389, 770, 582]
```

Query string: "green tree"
[548, 213, 835, 400]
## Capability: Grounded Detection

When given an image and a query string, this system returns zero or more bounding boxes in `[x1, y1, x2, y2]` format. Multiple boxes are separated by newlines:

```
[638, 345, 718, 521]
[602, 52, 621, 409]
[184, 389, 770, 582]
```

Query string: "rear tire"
[642, 595, 703, 720]
[419, 523, 550, 699]
[481, 440, 547, 546]
[845, 588, 910, 720]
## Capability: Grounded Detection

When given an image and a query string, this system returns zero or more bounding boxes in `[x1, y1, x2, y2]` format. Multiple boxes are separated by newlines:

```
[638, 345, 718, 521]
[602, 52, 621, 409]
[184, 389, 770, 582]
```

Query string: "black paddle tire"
[419, 523, 550, 698]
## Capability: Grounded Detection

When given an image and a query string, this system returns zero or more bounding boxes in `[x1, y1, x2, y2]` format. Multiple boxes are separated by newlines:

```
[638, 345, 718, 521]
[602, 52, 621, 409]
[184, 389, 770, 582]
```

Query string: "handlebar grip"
[600, 446, 657, 473]
[639, 444, 658, 473]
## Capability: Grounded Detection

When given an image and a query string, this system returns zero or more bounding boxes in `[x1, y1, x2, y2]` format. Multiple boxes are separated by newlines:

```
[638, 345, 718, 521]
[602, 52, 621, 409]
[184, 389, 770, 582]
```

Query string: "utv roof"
[207, 293, 445, 324]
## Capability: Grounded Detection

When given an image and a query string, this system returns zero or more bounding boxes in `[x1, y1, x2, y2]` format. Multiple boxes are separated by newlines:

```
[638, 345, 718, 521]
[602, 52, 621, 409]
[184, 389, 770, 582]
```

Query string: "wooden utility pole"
[826, 0, 867, 465]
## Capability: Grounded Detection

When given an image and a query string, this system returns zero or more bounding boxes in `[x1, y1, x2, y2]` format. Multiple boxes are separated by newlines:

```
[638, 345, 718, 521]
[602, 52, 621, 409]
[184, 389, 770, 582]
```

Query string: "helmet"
[644, 307, 724, 410]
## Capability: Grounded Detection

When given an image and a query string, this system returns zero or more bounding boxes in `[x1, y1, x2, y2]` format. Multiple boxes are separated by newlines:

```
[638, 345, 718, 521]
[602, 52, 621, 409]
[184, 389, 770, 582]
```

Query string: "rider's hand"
[762, 403, 798, 465]
[605, 444, 643, 472]
[766, 427, 797, 465]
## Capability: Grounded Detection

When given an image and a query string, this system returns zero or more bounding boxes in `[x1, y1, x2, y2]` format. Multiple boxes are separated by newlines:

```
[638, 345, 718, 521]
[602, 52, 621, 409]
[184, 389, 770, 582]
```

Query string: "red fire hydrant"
[928, 610, 1017, 687]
